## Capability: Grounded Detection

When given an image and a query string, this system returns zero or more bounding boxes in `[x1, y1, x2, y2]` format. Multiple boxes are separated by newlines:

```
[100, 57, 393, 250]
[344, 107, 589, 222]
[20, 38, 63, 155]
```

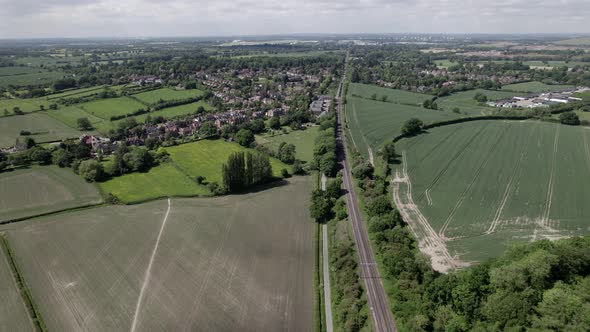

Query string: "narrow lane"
[321, 174, 334, 332]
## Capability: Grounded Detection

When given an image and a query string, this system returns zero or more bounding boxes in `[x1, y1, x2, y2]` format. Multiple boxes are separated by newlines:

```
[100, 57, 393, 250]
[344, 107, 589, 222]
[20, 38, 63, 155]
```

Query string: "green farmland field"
[0, 166, 102, 222]
[475, 60, 590, 68]
[346, 96, 460, 159]
[99, 162, 210, 203]
[434, 59, 458, 68]
[0, 98, 46, 115]
[3, 176, 313, 331]
[46, 106, 106, 133]
[437, 89, 519, 116]
[0, 71, 64, 88]
[14, 56, 83, 67]
[167, 139, 290, 183]
[0, 67, 42, 77]
[100, 139, 290, 203]
[45, 86, 109, 100]
[131, 88, 205, 105]
[77, 97, 145, 120]
[0, 248, 33, 332]
[124, 100, 213, 123]
[349, 83, 432, 106]
[502, 81, 575, 93]
[394, 120, 590, 264]
[0, 113, 83, 147]
[575, 91, 590, 101]
[256, 126, 319, 162]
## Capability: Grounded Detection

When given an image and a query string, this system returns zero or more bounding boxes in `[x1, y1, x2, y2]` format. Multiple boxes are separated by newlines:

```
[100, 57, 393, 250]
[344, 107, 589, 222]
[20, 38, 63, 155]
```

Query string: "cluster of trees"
[77, 117, 93, 130]
[221, 151, 273, 193]
[423, 99, 438, 110]
[473, 92, 489, 103]
[559, 111, 581, 125]
[329, 199, 367, 331]
[0, 133, 165, 183]
[401, 118, 424, 136]
[53, 77, 77, 91]
[312, 116, 338, 176]
[276, 142, 296, 164]
[0, 139, 49, 171]
[106, 143, 158, 178]
[309, 176, 344, 223]
[234, 128, 255, 147]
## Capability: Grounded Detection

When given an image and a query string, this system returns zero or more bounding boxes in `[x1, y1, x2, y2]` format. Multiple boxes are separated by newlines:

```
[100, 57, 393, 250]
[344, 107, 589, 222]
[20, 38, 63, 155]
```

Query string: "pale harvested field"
[0, 166, 102, 222]
[0, 247, 33, 332]
[5, 177, 314, 331]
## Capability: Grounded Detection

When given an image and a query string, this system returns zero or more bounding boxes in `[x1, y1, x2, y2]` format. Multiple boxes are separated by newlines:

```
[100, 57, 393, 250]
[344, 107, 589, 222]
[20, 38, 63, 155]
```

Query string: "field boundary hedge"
[393, 115, 531, 142]
[0, 235, 47, 332]
[45, 86, 106, 100]
[108, 96, 205, 121]
[0, 202, 105, 225]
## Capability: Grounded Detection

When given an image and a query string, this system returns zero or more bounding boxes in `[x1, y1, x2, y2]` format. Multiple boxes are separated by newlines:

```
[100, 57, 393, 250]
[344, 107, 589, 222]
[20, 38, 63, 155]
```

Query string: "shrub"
[78, 159, 104, 182]
[401, 118, 424, 136]
[559, 112, 580, 125]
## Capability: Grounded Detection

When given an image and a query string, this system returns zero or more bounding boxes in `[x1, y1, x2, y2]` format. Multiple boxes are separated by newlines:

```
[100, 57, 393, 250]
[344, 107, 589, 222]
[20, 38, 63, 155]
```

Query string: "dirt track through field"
[130, 198, 171, 332]
[393, 151, 462, 272]
[541, 126, 560, 228]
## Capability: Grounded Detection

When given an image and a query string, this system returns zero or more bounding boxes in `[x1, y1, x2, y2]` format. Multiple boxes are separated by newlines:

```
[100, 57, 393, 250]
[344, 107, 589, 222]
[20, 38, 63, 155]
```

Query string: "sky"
[0, 0, 589, 38]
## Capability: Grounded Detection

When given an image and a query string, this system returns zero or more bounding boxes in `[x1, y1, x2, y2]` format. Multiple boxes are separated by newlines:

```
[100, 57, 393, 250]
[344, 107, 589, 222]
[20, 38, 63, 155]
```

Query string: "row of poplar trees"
[222, 152, 273, 192]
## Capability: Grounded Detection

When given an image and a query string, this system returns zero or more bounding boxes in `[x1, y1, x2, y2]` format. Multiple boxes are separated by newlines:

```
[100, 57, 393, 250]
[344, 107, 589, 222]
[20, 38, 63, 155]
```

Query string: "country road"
[335, 60, 396, 332]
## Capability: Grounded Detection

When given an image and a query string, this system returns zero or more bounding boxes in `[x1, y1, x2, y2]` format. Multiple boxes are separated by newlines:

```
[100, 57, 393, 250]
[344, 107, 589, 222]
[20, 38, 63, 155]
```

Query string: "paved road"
[321, 174, 334, 332]
[335, 62, 396, 332]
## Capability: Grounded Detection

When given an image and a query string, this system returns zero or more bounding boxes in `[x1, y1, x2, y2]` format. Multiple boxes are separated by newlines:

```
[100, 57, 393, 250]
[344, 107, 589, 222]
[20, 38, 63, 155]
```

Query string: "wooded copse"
[221, 151, 273, 193]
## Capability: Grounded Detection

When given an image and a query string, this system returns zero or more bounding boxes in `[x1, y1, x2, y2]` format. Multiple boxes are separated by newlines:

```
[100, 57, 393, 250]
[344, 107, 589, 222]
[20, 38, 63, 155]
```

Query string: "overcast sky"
[0, 0, 589, 38]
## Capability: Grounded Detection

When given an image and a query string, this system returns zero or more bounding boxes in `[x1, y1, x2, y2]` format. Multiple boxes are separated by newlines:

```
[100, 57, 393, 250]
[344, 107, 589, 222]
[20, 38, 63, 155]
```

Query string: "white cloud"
[0, 0, 588, 38]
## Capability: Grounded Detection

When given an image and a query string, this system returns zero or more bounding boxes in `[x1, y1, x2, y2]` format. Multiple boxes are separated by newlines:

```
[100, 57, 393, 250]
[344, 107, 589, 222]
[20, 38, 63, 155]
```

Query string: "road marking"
[130, 198, 171, 332]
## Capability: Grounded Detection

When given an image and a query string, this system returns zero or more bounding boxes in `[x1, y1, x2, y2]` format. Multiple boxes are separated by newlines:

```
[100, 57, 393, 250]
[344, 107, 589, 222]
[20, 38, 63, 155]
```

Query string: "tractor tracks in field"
[405, 129, 458, 174]
[541, 126, 560, 228]
[439, 126, 508, 238]
[486, 125, 538, 234]
[130, 198, 172, 332]
[583, 130, 590, 174]
[416, 124, 487, 203]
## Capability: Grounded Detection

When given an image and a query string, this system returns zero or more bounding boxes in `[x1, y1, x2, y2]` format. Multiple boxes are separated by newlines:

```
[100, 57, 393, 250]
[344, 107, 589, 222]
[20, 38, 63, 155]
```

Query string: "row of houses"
[128, 75, 164, 85]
